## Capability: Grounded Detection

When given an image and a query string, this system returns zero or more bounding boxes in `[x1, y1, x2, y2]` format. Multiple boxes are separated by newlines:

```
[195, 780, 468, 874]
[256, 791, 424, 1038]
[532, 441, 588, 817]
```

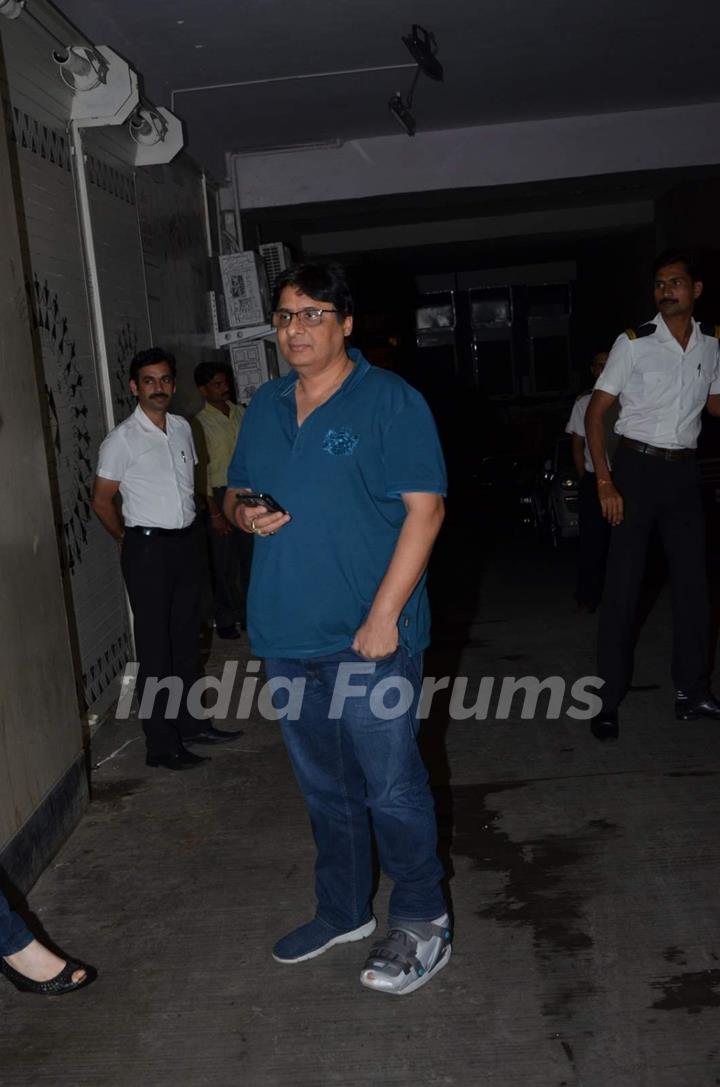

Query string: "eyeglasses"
[271, 307, 339, 329]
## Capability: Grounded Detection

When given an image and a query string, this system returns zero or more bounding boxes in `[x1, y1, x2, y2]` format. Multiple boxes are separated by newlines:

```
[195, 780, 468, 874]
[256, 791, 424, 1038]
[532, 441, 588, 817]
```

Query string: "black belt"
[621, 438, 694, 462]
[126, 522, 195, 537]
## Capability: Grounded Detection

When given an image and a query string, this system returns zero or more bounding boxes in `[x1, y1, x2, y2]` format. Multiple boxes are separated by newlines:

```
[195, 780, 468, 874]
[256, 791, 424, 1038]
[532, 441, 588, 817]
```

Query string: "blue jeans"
[0, 889, 33, 956]
[264, 647, 446, 930]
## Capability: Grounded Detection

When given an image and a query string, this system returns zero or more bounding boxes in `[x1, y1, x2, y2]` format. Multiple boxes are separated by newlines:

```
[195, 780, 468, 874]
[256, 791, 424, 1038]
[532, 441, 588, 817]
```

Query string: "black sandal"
[1, 956, 95, 995]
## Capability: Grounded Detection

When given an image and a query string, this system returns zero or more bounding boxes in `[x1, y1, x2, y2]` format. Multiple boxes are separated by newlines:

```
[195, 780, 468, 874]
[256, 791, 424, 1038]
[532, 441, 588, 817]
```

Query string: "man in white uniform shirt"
[585, 251, 720, 740]
[92, 348, 242, 769]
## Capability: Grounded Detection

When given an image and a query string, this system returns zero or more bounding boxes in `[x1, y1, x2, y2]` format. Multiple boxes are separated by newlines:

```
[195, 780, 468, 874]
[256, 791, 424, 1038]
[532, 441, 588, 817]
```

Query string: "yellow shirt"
[193, 401, 245, 496]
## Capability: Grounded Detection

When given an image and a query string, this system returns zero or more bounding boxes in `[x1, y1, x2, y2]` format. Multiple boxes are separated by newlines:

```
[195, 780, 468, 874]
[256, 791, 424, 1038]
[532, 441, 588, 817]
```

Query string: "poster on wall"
[218, 252, 270, 328]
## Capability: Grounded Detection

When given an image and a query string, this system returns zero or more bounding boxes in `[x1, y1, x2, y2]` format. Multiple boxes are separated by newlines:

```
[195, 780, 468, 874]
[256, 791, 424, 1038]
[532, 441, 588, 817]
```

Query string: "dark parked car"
[474, 454, 541, 531]
[534, 437, 579, 547]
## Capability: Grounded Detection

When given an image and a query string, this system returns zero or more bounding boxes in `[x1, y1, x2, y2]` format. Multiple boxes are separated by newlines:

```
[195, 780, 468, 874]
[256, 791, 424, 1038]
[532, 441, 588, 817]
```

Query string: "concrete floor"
[2, 525, 720, 1087]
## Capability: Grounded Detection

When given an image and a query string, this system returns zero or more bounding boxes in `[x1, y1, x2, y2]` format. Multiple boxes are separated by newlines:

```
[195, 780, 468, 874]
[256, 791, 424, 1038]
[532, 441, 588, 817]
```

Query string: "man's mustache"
[150, 393, 169, 399]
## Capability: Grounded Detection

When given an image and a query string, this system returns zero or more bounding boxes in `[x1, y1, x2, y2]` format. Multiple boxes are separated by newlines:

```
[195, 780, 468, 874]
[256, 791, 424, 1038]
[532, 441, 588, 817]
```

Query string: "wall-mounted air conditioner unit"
[259, 242, 292, 295]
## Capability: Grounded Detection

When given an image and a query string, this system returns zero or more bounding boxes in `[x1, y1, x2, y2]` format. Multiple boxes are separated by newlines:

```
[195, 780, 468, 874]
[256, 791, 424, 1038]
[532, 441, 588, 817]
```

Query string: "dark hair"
[653, 249, 700, 281]
[130, 347, 176, 383]
[194, 361, 230, 387]
[272, 262, 354, 317]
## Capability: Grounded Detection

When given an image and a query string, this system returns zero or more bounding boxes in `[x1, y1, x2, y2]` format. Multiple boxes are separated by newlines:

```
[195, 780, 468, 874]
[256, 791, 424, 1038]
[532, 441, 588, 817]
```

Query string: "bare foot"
[3, 939, 86, 984]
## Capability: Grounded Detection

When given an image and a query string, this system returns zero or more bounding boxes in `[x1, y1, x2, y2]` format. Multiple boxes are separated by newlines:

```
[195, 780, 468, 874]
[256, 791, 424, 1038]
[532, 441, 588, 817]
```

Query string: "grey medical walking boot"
[360, 914, 451, 995]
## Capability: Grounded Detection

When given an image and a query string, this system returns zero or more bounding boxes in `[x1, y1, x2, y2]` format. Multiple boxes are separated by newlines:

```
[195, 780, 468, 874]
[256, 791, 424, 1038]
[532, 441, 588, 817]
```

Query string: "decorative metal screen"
[6, 99, 131, 710]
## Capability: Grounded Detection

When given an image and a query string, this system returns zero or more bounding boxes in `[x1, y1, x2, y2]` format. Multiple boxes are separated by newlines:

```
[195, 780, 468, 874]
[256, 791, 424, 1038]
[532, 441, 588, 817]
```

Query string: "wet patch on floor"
[90, 779, 145, 807]
[448, 782, 622, 1017]
[663, 946, 689, 966]
[557, 1035, 579, 1078]
[650, 968, 720, 1013]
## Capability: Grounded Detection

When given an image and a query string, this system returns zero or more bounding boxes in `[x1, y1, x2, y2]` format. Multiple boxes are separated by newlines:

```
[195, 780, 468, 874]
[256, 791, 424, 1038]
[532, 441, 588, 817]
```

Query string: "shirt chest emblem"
[322, 426, 359, 456]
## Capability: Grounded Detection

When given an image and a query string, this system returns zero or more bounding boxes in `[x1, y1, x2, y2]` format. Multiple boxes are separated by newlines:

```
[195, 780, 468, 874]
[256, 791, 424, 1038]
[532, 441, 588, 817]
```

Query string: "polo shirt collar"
[276, 347, 370, 401]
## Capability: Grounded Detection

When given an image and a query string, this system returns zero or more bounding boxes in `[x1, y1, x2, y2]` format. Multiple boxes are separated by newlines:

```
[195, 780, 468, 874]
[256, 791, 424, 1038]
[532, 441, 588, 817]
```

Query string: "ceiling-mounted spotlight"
[53, 46, 109, 92]
[387, 24, 443, 138]
[389, 91, 416, 137]
[0, 0, 25, 19]
[401, 24, 443, 82]
[129, 107, 169, 147]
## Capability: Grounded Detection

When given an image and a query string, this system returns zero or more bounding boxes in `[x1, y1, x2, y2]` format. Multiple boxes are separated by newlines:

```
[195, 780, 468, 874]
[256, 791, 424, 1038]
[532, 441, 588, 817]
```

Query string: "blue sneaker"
[272, 916, 377, 964]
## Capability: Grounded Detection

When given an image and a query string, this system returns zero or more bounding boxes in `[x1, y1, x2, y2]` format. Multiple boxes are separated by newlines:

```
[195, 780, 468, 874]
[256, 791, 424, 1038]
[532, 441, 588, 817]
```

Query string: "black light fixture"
[402, 24, 444, 82]
[388, 24, 443, 137]
[388, 90, 416, 136]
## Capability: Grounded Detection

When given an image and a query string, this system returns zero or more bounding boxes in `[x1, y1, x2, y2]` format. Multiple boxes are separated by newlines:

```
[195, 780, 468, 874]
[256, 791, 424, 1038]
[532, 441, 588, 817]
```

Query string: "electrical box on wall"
[205, 292, 271, 348]
[230, 339, 280, 402]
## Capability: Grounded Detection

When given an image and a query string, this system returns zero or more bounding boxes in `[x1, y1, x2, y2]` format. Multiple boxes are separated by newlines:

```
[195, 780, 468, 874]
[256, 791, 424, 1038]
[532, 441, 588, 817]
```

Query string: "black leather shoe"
[0, 957, 96, 995]
[146, 749, 210, 770]
[590, 709, 619, 741]
[675, 691, 720, 721]
[216, 625, 241, 640]
[184, 724, 244, 745]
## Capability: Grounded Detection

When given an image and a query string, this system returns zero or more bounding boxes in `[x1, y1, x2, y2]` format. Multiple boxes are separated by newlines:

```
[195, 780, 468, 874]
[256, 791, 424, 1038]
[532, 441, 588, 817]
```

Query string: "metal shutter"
[3, 86, 131, 712]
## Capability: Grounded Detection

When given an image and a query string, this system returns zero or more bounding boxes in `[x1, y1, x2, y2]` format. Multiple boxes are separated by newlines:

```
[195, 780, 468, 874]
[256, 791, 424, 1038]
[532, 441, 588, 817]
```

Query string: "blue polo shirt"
[227, 350, 447, 658]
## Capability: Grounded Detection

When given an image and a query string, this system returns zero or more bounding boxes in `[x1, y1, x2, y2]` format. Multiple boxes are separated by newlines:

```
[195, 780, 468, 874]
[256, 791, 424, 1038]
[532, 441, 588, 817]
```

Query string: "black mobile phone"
[235, 492, 287, 515]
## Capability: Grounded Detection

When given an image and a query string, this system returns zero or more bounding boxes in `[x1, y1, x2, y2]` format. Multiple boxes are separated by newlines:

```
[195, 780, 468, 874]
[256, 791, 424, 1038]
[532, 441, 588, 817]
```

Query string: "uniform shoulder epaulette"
[699, 321, 720, 338]
[625, 322, 656, 340]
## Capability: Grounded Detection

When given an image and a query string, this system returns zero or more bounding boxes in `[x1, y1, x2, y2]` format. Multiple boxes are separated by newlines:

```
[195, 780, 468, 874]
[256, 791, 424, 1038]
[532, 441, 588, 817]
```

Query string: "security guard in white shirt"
[585, 251, 720, 740]
[92, 348, 242, 769]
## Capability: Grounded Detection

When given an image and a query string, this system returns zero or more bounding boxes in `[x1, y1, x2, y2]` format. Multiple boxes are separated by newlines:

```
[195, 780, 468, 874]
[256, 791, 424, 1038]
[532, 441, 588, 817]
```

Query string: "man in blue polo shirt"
[224, 263, 450, 995]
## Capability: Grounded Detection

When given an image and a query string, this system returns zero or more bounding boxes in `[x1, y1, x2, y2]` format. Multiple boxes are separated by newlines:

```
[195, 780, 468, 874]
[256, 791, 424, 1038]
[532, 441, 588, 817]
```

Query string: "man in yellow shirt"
[193, 362, 252, 638]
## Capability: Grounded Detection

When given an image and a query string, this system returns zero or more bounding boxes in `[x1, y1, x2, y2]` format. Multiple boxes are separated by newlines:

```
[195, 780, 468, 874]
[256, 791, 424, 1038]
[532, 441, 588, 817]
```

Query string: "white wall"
[233, 102, 720, 210]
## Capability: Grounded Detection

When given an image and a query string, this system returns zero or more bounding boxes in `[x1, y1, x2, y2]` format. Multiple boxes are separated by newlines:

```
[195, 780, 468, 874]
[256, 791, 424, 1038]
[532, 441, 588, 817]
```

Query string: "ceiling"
[55, 0, 720, 181]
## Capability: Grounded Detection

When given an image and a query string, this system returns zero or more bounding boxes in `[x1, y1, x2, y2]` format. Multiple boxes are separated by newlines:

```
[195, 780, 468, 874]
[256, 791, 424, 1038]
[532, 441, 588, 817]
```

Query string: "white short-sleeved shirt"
[96, 404, 197, 528]
[565, 392, 595, 473]
[595, 313, 720, 449]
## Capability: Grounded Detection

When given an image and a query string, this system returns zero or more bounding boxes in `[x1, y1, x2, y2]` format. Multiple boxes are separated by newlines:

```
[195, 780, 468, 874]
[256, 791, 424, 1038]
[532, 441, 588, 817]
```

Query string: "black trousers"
[576, 472, 611, 609]
[597, 446, 709, 712]
[121, 525, 202, 756]
[208, 486, 253, 628]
